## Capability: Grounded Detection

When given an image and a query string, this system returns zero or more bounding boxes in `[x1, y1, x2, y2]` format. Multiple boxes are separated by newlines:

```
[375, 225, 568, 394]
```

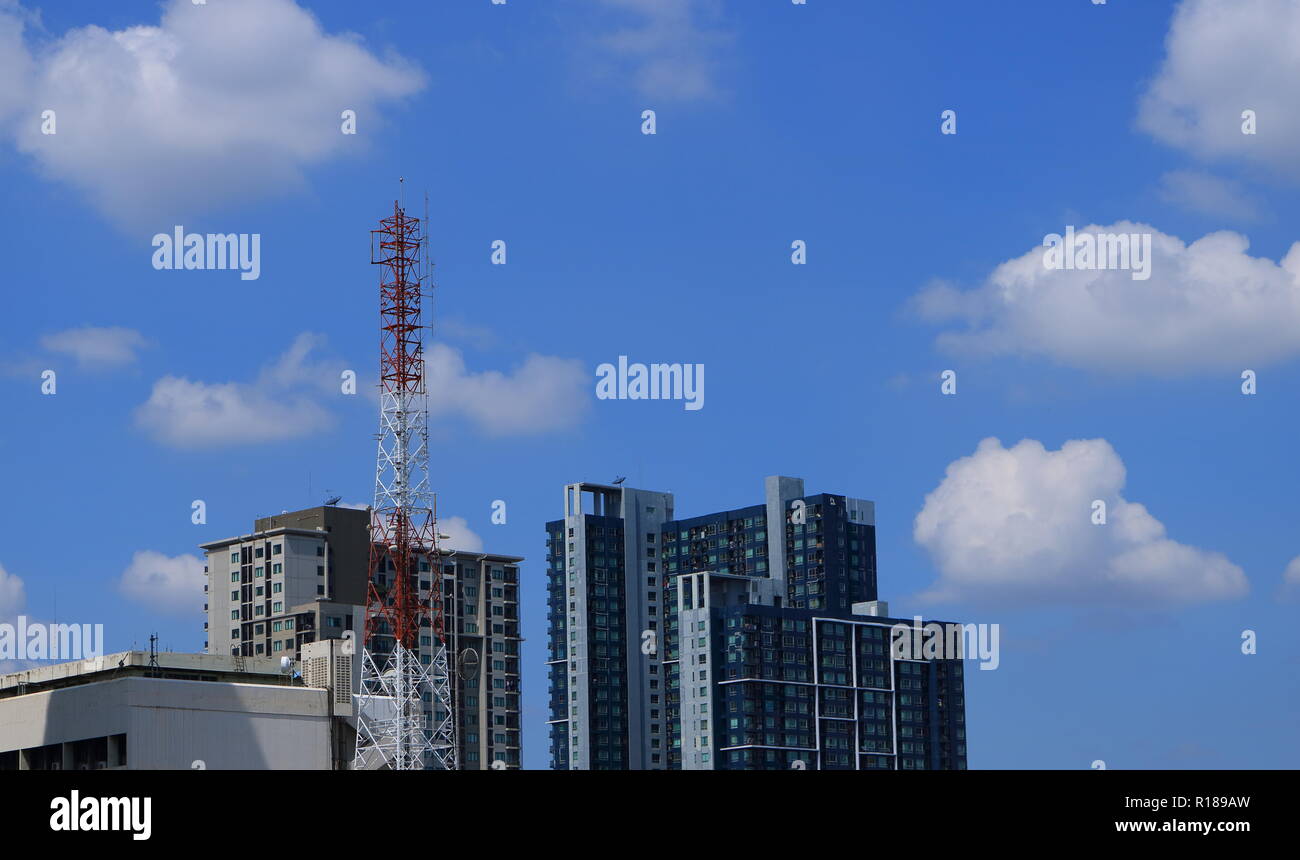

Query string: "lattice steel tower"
[354, 195, 456, 770]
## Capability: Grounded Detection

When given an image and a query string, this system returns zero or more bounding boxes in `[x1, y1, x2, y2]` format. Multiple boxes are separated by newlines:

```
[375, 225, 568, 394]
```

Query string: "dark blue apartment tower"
[546, 476, 968, 770]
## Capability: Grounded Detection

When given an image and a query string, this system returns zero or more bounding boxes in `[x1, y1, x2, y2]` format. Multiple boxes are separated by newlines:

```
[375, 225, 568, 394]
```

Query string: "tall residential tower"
[546, 477, 968, 770]
[202, 504, 524, 769]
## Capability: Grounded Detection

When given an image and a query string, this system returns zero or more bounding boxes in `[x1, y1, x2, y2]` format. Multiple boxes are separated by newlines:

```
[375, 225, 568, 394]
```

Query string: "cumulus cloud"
[0, 2, 33, 126]
[1157, 169, 1261, 221]
[1282, 555, 1300, 596]
[425, 343, 589, 436]
[912, 222, 1300, 374]
[913, 437, 1247, 606]
[135, 332, 587, 446]
[0, 0, 423, 226]
[0, 562, 26, 618]
[135, 332, 340, 448]
[438, 516, 483, 553]
[585, 0, 731, 101]
[118, 550, 205, 615]
[41, 325, 149, 369]
[1139, 0, 1300, 177]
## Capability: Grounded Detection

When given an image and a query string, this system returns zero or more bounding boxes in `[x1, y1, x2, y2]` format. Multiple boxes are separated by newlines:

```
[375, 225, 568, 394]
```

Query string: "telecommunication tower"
[354, 193, 456, 770]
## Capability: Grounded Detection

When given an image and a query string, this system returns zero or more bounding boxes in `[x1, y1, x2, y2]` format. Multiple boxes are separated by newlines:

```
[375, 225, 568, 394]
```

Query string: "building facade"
[201, 505, 370, 661]
[0, 651, 342, 770]
[202, 505, 524, 769]
[547, 477, 968, 770]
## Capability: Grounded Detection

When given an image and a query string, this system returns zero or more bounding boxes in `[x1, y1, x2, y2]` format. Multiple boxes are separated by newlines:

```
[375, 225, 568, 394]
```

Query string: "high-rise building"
[202, 504, 525, 769]
[546, 477, 968, 770]
[546, 484, 674, 770]
[202, 505, 371, 662]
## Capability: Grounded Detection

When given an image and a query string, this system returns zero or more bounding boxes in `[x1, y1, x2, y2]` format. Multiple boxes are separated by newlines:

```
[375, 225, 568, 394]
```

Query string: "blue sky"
[0, 0, 1297, 769]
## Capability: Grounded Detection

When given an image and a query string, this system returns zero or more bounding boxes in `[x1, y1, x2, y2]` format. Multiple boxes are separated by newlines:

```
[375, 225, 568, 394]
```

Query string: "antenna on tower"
[148, 633, 160, 678]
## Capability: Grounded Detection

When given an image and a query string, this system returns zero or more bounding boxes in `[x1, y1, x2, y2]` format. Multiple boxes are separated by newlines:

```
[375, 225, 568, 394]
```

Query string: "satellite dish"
[280, 656, 293, 673]
[324, 495, 342, 506]
[457, 647, 480, 679]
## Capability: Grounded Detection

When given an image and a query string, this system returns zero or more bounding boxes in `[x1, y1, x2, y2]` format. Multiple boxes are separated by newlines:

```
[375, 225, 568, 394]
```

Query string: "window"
[273, 601, 283, 613]
[230, 572, 239, 583]
[272, 544, 282, 555]
[230, 551, 239, 563]
[273, 582, 282, 593]
[273, 563, 282, 575]
[231, 590, 238, 600]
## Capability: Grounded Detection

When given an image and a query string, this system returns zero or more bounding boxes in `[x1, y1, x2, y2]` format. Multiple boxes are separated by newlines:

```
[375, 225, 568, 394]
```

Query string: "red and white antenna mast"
[354, 185, 456, 770]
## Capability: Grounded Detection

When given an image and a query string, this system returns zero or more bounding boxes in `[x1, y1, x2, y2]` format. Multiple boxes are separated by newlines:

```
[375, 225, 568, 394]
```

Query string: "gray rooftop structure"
[0, 650, 341, 770]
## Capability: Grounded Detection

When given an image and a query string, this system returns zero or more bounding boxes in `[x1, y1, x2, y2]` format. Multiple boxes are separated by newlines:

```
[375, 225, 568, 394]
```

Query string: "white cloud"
[135, 332, 339, 448]
[438, 516, 483, 553]
[118, 550, 205, 615]
[1139, 0, 1300, 177]
[913, 437, 1247, 606]
[0, 2, 33, 126]
[586, 0, 730, 102]
[0, 561, 26, 618]
[425, 343, 589, 436]
[913, 221, 1300, 374]
[1157, 169, 1260, 221]
[1283, 555, 1300, 592]
[0, 0, 423, 226]
[41, 325, 149, 369]
[135, 333, 587, 446]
